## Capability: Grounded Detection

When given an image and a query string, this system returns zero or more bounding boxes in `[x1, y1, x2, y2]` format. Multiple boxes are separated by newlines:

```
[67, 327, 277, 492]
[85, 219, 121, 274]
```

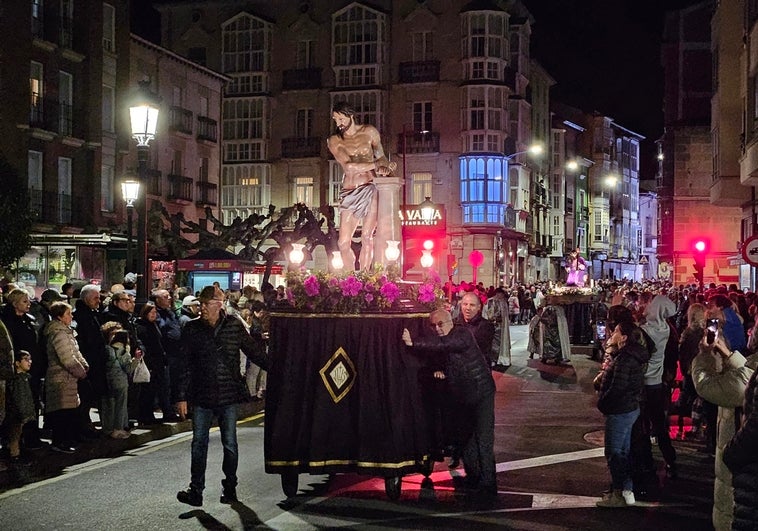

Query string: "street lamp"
[289, 243, 305, 267]
[128, 80, 161, 303]
[120, 179, 140, 276]
[419, 196, 436, 222]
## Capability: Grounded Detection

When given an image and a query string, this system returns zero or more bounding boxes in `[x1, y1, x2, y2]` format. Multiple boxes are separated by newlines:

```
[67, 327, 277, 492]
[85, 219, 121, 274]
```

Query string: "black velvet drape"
[264, 313, 429, 477]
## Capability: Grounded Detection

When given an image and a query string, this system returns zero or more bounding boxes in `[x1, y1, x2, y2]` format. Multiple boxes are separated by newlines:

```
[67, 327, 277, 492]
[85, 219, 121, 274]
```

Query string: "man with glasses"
[402, 309, 497, 499]
[175, 285, 268, 507]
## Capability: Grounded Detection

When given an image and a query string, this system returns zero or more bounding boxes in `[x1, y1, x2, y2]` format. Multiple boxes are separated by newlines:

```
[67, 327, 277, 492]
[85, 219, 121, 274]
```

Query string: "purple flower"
[303, 275, 321, 297]
[364, 293, 374, 304]
[380, 282, 401, 303]
[328, 277, 340, 288]
[418, 283, 436, 303]
[340, 276, 363, 296]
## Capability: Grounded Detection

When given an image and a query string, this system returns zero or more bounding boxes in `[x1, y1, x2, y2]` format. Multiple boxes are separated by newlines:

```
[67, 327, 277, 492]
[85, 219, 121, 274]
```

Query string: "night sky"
[132, 0, 707, 179]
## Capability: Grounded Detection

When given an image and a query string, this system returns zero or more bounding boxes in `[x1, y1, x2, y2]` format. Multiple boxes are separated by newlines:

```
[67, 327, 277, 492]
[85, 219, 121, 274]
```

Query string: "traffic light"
[692, 238, 708, 289]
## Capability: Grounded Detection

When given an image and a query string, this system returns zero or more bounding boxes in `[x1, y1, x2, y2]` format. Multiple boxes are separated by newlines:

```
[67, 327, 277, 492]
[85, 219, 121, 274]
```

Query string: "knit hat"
[198, 285, 224, 302]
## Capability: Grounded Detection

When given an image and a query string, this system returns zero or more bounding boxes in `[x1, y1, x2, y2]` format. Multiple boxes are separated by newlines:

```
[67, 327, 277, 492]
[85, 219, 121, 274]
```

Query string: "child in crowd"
[5, 350, 36, 464]
[101, 322, 139, 439]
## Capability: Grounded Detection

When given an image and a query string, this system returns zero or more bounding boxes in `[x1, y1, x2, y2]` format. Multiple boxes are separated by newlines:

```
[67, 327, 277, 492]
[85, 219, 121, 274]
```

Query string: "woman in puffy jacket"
[723, 363, 758, 530]
[43, 302, 88, 453]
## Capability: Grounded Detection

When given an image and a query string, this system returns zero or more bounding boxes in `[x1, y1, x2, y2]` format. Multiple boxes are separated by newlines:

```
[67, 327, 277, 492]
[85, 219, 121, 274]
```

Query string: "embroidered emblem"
[319, 346, 357, 404]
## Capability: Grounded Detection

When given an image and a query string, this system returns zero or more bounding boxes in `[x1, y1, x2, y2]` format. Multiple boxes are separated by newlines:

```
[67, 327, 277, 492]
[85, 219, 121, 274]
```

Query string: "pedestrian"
[482, 288, 511, 370]
[179, 295, 200, 327]
[723, 359, 758, 530]
[402, 309, 497, 499]
[638, 294, 679, 480]
[595, 321, 650, 508]
[101, 322, 137, 439]
[174, 285, 268, 507]
[135, 302, 172, 425]
[43, 301, 89, 453]
[692, 319, 756, 531]
[507, 291, 520, 325]
[0, 288, 46, 449]
[5, 350, 36, 465]
[72, 284, 107, 440]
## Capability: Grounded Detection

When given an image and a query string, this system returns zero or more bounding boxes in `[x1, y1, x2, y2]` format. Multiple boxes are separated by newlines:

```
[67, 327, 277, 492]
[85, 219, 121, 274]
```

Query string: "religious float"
[264, 266, 444, 499]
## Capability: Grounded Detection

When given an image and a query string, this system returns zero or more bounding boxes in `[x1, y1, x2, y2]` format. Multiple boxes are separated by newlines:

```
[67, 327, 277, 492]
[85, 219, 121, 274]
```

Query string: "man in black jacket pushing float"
[174, 285, 268, 507]
[402, 309, 497, 498]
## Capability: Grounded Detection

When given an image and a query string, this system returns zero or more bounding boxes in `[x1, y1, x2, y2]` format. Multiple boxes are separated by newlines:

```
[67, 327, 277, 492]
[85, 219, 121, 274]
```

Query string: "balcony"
[282, 68, 322, 90]
[196, 181, 218, 206]
[579, 206, 590, 222]
[398, 60, 440, 83]
[28, 189, 79, 225]
[197, 116, 217, 142]
[30, 96, 76, 136]
[531, 182, 549, 207]
[145, 169, 162, 196]
[281, 137, 321, 158]
[398, 131, 440, 154]
[169, 106, 193, 135]
[167, 174, 193, 203]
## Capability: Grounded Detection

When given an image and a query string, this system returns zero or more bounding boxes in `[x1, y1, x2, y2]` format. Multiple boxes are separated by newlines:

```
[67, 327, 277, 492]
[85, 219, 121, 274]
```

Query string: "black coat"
[454, 312, 495, 362]
[412, 324, 495, 405]
[72, 299, 108, 396]
[135, 318, 167, 372]
[1, 304, 44, 379]
[597, 342, 649, 415]
[176, 312, 267, 408]
[723, 369, 758, 531]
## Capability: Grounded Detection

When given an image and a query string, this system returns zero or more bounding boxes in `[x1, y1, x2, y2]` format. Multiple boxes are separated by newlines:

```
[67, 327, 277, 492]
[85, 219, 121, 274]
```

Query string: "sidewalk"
[0, 399, 265, 493]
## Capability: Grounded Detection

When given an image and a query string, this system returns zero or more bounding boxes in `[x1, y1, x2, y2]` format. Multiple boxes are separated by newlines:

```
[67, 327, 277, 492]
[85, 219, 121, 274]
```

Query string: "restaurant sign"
[399, 204, 446, 235]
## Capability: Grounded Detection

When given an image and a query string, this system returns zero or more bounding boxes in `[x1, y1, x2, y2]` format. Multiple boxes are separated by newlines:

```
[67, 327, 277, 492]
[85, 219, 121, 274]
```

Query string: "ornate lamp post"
[120, 179, 140, 276]
[128, 80, 160, 303]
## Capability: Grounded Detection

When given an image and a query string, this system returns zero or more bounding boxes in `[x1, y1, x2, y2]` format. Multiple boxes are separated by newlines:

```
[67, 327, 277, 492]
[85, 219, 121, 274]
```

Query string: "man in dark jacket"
[151, 289, 182, 421]
[175, 285, 268, 507]
[72, 284, 107, 439]
[402, 309, 497, 498]
[455, 292, 495, 368]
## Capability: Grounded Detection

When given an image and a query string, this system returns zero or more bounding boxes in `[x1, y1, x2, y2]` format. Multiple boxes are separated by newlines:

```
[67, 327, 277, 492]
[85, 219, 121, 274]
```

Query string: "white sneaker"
[622, 489, 636, 506]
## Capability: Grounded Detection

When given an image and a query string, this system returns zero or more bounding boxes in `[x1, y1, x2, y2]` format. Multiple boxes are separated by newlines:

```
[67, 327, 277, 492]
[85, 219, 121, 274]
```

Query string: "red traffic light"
[694, 240, 706, 253]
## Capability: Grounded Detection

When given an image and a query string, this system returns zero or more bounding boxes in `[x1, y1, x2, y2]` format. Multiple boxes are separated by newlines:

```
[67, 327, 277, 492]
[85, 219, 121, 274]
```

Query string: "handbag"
[132, 358, 151, 384]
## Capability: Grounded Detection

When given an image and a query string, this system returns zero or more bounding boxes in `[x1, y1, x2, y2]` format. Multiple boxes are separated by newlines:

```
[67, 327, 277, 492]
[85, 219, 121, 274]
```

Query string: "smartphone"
[596, 321, 606, 341]
[706, 318, 719, 345]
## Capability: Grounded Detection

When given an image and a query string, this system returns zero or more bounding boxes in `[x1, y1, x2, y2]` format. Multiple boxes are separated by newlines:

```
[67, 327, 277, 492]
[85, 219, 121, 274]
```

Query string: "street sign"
[639, 255, 649, 265]
[741, 235, 758, 266]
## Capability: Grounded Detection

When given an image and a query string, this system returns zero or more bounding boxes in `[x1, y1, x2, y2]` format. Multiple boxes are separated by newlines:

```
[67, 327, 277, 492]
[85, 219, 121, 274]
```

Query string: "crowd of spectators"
[0, 278, 276, 472]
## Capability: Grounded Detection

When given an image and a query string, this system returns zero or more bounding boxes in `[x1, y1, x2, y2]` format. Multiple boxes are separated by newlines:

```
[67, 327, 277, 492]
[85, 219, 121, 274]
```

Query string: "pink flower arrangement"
[284, 265, 442, 314]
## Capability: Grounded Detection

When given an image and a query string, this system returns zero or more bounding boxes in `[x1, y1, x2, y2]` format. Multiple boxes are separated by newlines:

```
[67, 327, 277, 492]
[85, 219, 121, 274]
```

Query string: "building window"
[28, 151, 43, 191]
[103, 3, 115, 52]
[409, 172, 433, 205]
[461, 12, 507, 81]
[30, 61, 43, 125]
[296, 40, 315, 69]
[59, 71, 73, 136]
[32, 0, 44, 38]
[412, 31, 433, 61]
[333, 4, 385, 88]
[296, 108, 313, 138]
[58, 157, 72, 224]
[220, 164, 271, 223]
[463, 86, 505, 152]
[102, 85, 114, 132]
[594, 210, 603, 242]
[459, 156, 507, 224]
[413, 102, 432, 132]
[222, 14, 271, 94]
[101, 164, 114, 212]
[199, 157, 209, 182]
[293, 176, 314, 206]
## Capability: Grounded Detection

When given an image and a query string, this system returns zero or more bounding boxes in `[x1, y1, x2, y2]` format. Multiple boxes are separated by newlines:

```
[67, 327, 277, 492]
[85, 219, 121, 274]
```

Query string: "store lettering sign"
[399, 206, 445, 228]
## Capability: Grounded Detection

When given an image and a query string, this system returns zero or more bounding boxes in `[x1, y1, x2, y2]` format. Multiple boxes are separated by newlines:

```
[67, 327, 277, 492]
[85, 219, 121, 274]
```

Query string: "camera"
[706, 318, 719, 345]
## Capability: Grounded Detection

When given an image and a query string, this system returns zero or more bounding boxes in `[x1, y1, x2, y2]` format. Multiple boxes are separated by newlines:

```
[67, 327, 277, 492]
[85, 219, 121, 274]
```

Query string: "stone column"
[373, 174, 403, 268]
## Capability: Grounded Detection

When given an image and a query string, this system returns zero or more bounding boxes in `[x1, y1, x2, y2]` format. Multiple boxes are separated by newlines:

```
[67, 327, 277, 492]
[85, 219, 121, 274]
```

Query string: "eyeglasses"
[200, 300, 223, 307]
[429, 320, 451, 329]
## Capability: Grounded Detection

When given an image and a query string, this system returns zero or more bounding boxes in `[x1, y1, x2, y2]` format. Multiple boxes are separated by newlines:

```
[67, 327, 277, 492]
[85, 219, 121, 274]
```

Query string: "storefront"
[176, 257, 285, 294]
[14, 233, 126, 298]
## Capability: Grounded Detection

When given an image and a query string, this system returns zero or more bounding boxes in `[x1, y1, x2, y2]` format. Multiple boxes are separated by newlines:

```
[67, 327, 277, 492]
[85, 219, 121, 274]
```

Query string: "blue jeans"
[605, 408, 640, 491]
[190, 403, 239, 493]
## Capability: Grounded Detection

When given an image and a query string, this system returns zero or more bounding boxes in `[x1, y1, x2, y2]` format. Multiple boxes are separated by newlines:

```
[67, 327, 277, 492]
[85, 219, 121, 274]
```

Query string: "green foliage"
[0, 157, 33, 270]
